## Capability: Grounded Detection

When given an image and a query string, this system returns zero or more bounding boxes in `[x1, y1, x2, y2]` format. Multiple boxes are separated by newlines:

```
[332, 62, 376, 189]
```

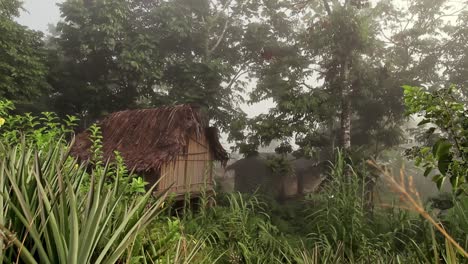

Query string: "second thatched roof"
[70, 105, 228, 172]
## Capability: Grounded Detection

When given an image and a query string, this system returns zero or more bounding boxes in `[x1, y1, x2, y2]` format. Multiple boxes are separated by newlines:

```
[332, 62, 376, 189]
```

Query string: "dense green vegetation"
[1, 0, 466, 149]
[1, 0, 468, 262]
[0, 101, 467, 263]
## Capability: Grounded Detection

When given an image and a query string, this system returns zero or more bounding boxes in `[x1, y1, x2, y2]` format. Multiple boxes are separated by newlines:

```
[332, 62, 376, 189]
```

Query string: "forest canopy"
[1, 0, 468, 263]
[2, 0, 465, 158]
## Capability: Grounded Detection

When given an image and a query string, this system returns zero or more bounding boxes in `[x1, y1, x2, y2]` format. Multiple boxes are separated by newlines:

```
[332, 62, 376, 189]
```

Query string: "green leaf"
[424, 167, 432, 177]
[432, 174, 445, 190]
[438, 157, 451, 175]
[432, 139, 452, 159]
[420, 147, 431, 155]
[449, 174, 460, 189]
[426, 127, 436, 135]
[431, 139, 453, 175]
[417, 119, 431, 126]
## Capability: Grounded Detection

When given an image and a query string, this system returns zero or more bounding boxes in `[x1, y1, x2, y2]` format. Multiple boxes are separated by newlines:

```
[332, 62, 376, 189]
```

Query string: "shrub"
[403, 86, 468, 195]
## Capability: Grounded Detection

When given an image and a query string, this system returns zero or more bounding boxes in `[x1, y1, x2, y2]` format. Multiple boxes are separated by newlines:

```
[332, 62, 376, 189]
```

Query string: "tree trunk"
[364, 173, 376, 218]
[297, 173, 304, 197]
[340, 60, 351, 151]
[341, 95, 351, 150]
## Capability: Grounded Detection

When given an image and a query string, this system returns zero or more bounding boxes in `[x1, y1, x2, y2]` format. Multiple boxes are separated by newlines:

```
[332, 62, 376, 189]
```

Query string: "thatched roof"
[70, 105, 228, 172]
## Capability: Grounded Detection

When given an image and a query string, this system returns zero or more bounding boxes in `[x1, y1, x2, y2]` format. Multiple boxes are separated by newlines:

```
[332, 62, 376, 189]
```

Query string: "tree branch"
[323, 0, 332, 15]
[206, 0, 237, 57]
[225, 66, 249, 91]
[210, 0, 234, 28]
[209, 0, 218, 14]
[300, 81, 314, 90]
[209, 17, 230, 54]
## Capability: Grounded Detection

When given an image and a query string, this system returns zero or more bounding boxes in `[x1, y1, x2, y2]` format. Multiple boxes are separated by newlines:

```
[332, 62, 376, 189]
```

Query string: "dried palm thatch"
[70, 105, 228, 172]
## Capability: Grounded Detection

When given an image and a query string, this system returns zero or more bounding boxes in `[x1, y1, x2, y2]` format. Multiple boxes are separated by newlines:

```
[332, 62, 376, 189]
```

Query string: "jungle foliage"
[1, 0, 468, 262]
[2, 0, 466, 154]
[0, 103, 467, 263]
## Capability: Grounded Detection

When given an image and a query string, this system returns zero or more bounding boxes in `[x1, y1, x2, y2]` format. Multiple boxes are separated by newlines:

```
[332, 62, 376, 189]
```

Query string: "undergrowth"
[1, 100, 467, 263]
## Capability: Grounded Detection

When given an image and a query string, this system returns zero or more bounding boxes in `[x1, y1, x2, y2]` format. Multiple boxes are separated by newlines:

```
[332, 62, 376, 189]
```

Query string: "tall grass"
[369, 161, 468, 261]
[303, 150, 441, 263]
[182, 192, 291, 263]
[169, 150, 468, 263]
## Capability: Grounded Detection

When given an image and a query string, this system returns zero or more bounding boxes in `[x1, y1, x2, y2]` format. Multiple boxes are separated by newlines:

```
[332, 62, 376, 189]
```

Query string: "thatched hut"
[225, 155, 326, 200]
[71, 105, 228, 198]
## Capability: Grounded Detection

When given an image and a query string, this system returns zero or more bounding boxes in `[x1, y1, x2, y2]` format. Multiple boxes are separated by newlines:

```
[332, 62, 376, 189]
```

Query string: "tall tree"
[442, 9, 468, 99]
[150, 0, 261, 132]
[49, 0, 163, 125]
[310, 0, 373, 152]
[50, 0, 265, 135]
[0, 0, 49, 110]
[242, 0, 456, 159]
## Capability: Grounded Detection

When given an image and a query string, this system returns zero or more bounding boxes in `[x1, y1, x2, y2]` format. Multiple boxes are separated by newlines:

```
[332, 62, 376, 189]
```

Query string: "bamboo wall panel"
[184, 134, 212, 193]
[159, 160, 174, 190]
[158, 132, 214, 197]
[176, 154, 186, 191]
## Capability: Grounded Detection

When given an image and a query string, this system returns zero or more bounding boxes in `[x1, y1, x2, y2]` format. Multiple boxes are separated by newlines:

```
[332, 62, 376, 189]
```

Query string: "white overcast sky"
[17, 0, 63, 32]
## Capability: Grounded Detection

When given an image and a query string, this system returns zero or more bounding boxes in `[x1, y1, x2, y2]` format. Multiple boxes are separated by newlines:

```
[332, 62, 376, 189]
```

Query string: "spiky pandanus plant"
[0, 139, 165, 264]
